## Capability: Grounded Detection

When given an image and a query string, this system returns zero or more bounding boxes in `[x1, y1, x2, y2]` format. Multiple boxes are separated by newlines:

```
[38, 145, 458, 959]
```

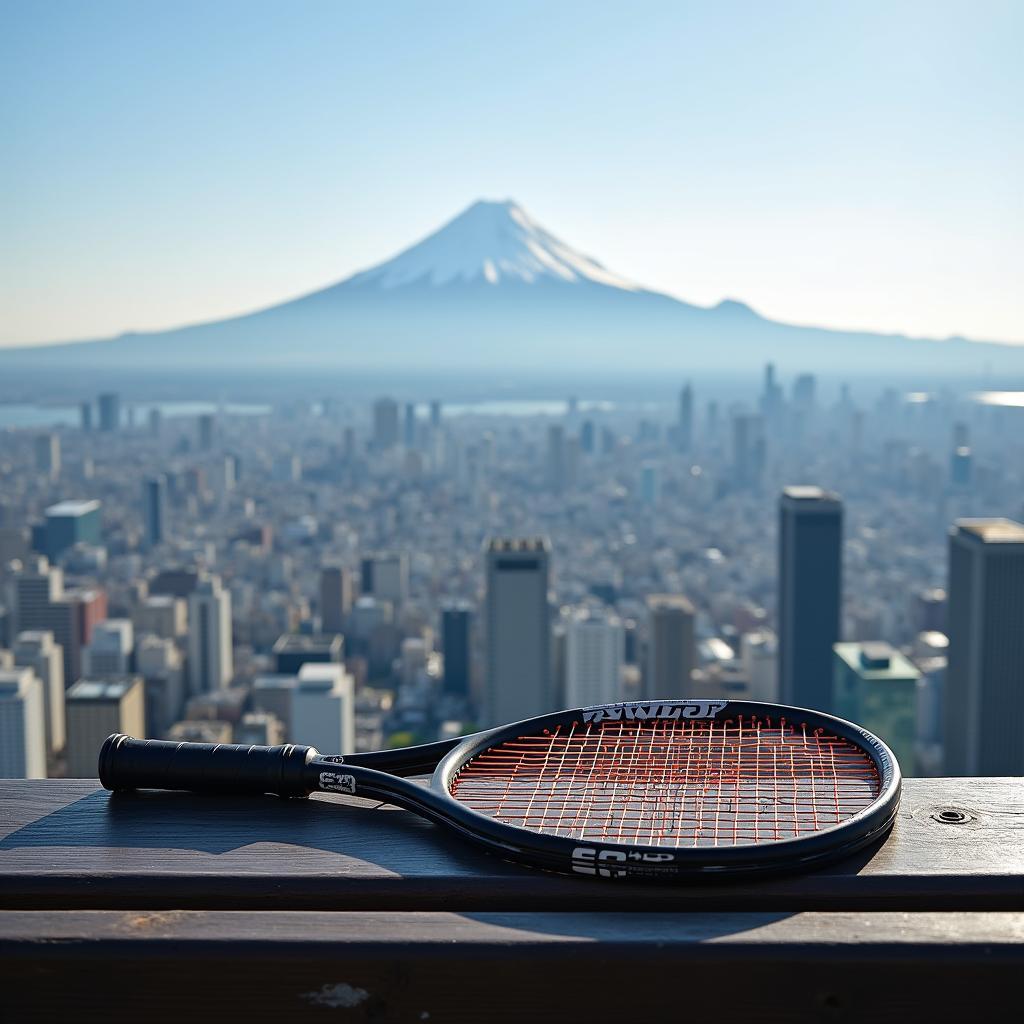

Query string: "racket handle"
[98, 733, 317, 797]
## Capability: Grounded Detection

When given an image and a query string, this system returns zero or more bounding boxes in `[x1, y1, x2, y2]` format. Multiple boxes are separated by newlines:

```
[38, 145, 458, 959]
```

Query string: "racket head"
[431, 699, 901, 880]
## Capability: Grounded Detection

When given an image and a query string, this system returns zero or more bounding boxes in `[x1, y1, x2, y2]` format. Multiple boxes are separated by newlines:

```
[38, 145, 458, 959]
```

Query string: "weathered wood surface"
[2, 777, 1022, 911]
[2, 910, 1023, 1023]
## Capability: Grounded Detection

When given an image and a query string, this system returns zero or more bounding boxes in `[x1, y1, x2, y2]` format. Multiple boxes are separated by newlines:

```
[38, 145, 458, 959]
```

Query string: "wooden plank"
[2, 910, 1022, 1023]
[1, 778, 1022, 911]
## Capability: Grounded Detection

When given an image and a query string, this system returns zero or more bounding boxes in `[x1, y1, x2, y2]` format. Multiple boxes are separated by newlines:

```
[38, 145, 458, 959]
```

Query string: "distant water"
[972, 391, 1024, 408]
[0, 401, 271, 429]
[438, 399, 615, 417]
[903, 391, 1024, 408]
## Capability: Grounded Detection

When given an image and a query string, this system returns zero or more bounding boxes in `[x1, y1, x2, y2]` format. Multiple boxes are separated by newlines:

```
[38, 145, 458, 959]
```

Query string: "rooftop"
[834, 642, 921, 681]
[66, 678, 139, 701]
[45, 499, 101, 518]
[781, 485, 841, 506]
[955, 518, 1024, 544]
[272, 633, 343, 653]
[487, 537, 550, 553]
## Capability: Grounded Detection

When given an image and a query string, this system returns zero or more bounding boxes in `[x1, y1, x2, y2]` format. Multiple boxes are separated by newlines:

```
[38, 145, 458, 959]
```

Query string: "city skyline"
[3, 2, 1022, 349]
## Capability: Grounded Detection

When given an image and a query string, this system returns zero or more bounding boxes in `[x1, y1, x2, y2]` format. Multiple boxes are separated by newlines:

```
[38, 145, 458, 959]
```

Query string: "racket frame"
[310, 699, 902, 881]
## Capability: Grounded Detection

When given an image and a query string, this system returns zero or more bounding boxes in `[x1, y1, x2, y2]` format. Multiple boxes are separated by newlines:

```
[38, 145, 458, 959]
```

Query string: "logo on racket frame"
[572, 846, 677, 877]
[319, 772, 357, 794]
[582, 700, 728, 724]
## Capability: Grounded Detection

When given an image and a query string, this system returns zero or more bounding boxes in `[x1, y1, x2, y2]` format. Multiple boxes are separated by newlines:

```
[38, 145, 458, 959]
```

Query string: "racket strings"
[450, 716, 881, 847]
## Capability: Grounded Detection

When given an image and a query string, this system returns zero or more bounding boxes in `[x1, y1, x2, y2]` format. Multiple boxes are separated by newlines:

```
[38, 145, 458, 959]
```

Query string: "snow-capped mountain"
[2, 198, 1020, 375]
[344, 199, 641, 291]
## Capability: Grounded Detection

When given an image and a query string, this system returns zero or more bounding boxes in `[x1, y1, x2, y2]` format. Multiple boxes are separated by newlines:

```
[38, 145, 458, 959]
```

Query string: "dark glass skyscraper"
[778, 486, 842, 712]
[143, 476, 166, 548]
[441, 602, 472, 697]
[945, 519, 1024, 775]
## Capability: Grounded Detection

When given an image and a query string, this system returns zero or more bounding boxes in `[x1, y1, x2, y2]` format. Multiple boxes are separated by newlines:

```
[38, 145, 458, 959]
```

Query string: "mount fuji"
[3, 198, 1021, 375]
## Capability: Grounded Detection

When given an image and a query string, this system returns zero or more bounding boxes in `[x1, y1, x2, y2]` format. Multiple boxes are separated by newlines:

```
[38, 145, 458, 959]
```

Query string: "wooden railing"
[2, 777, 1022, 1021]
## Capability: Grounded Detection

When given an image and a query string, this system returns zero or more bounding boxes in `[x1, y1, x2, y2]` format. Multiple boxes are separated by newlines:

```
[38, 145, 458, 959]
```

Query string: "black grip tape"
[98, 734, 317, 797]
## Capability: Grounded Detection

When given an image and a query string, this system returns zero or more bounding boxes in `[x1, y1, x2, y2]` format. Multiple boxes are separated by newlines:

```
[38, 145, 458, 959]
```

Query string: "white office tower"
[565, 606, 624, 708]
[644, 595, 695, 699]
[34, 433, 61, 481]
[0, 668, 47, 778]
[12, 630, 65, 755]
[65, 678, 145, 778]
[83, 619, 134, 676]
[740, 630, 778, 702]
[187, 574, 233, 693]
[485, 538, 552, 726]
[293, 663, 355, 755]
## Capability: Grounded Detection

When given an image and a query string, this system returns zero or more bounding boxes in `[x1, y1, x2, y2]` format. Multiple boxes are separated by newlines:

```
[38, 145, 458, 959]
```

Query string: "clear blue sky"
[2, 0, 1021, 346]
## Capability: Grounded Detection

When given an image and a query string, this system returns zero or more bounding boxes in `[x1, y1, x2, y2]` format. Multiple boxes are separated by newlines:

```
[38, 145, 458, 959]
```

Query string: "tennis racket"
[99, 698, 901, 881]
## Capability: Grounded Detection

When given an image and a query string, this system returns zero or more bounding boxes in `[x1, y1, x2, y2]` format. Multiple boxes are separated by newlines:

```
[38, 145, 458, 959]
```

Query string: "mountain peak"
[344, 198, 640, 292]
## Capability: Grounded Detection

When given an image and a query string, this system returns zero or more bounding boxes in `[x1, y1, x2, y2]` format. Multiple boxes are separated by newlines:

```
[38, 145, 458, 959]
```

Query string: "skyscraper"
[834, 642, 920, 775]
[319, 566, 353, 634]
[778, 486, 843, 712]
[678, 382, 693, 452]
[403, 402, 416, 448]
[65, 677, 145, 778]
[545, 424, 565, 493]
[34, 434, 61, 481]
[34, 500, 102, 561]
[360, 552, 409, 607]
[198, 413, 215, 451]
[143, 476, 166, 547]
[645, 594, 696, 698]
[187, 574, 233, 693]
[485, 538, 551, 726]
[12, 630, 65, 755]
[0, 668, 47, 778]
[565, 606, 624, 707]
[83, 619, 134, 676]
[97, 392, 121, 432]
[945, 519, 1024, 775]
[441, 602, 472, 698]
[373, 397, 400, 450]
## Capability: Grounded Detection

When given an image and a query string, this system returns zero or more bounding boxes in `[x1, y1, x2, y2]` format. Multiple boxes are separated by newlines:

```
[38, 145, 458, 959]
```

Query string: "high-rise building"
[0, 668, 47, 778]
[945, 519, 1024, 775]
[319, 566, 353, 634]
[441, 602, 472, 697]
[187, 574, 233, 693]
[292, 663, 355, 754]
[34, 500, 102, 561]
[731, 414, 764, 489]
[11, 630, 65, 755]
[35, 434, 61, 481]
[143, 476, 166, 547]
[834, 642, 920, 775]
[360, 552, 409, 607]
[645, 595, 695, 699]
[198, 413, 215, 451]
[65, 677, 145, 778]
[97, 392, 120, 432]
[373, 397, 400, 450]
[740, 630, 778, 703]
[79, 401, 93, 432]
[485, 538, 551, 726]
[545, 425, 565, 493]
[133, 594, 187, 638]
[639, 462, 660, 505]
[678, 382, 693, 451]
[83, 619, 134, 676]
[792, 374, 816, 413]
[13, 559, 107, 684]
[403, 402, 416, 448]
[565, 606, 624, 707]
[778, 486, 843, 712]
[135, 634, 185, 738]
[429, 400, 442, 430]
